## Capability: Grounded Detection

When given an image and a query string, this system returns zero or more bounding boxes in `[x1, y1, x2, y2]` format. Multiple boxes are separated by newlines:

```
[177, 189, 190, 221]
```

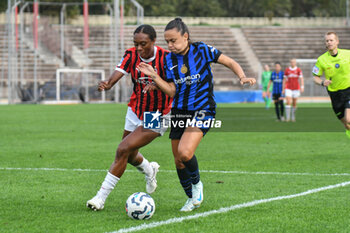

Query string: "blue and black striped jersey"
[165, 42, 222, 111]
[271, 71, 284, 94]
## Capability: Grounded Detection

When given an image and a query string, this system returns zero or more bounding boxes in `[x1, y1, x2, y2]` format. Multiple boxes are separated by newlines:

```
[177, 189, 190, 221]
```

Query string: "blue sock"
[176, 168, 192, 198]
[183, 155, 200, 185]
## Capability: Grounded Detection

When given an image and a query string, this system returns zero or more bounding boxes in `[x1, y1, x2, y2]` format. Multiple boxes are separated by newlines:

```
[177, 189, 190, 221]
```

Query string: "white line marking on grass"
[0, 167, 107, 172]
[1, 167, 350, 177]
[109, 180, 350, 233]
[201, 170, 350, 177]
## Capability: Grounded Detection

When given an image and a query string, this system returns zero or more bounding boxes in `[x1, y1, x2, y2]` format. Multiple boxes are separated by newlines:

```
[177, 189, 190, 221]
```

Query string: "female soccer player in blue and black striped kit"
[138, 18, 256, 212]
[267, 62, 285, 121]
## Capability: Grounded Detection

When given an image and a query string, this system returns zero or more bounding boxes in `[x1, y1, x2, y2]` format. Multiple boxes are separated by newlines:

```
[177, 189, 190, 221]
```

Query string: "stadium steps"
[0, 24, 61, 85]
[60, 25, 255, 90]
[242, 27, 350, 68]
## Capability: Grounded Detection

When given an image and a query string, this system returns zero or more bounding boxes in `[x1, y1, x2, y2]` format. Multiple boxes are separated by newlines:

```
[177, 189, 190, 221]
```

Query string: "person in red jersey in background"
[283, 58, 304, 122]
[86, 24, 172, 211]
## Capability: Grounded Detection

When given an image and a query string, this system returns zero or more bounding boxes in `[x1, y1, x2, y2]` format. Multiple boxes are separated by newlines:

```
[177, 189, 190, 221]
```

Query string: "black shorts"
[272, 93, 282, 101]
[328, 87, 350, 119]
[169, 108, 216, 140]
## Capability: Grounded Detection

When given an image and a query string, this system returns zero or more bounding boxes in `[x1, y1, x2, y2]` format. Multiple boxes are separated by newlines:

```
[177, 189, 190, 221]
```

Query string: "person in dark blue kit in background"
[138, 18, 256, 212]
[267, 62, 285, 121]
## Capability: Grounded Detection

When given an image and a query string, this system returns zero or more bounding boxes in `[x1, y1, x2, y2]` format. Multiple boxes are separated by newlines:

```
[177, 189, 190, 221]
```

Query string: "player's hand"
[282, 89, 285, 95]
[300, 86, 304, 93]
[279, 97, 284, 101]
[240, 77, 256, 86]
[98, 81, 112, 91]
[266, 91, 270, 96]
[137, 62, 157, 78]
[323, 80, 332, 87]
[143, 83, 158, 93]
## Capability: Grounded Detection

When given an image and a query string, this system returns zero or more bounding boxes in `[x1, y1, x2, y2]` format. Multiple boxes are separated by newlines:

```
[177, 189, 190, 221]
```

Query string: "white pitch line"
[199, 170, 350, 177]
[0, 167, 108, 172]
[1, 167, 350, 177]
[109, 180, 350, 233]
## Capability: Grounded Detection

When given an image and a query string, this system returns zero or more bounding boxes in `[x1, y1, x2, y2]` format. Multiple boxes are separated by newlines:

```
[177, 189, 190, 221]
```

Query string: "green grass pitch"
[1, 103, 349, 233]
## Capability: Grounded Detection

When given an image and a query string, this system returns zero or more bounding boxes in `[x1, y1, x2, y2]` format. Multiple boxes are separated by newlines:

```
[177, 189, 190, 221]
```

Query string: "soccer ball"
[125, 192, 155, 220]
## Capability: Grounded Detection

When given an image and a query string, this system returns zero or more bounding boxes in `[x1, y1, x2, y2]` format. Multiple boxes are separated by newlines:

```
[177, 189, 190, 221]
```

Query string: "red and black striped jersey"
[116, 46, 172, 120]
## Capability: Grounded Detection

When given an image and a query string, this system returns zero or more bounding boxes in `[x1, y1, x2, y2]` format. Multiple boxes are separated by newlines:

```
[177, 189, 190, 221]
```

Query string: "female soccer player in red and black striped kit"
[87, 25, 172, 211]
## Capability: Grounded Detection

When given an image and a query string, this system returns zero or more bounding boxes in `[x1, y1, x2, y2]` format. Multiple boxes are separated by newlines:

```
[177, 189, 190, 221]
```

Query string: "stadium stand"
[2, 23, 350, 101]
[0, 24, 60, 93]
[61, 25, 255, 90]
[242, 27, 350, 68]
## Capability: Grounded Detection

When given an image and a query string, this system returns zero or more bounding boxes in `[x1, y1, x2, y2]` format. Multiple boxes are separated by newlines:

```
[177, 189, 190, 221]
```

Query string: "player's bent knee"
[174, 158, 184, 168]
[177, 148, 193, 162]
[116, 143, 132, 160]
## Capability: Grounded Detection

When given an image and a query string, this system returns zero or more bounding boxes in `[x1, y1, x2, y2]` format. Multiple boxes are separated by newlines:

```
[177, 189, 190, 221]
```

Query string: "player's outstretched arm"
[137, 62, 176, 97]
[313, 75, 332, 87]
[217, 54, 256, 86]
[98, 70, 124, 92]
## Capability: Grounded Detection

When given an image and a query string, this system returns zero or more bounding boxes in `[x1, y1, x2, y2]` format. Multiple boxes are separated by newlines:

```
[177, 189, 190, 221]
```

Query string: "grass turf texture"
[0, 103, 349, 233]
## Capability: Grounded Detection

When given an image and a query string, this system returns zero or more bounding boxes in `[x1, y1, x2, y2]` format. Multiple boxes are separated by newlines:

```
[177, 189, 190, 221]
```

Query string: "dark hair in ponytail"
[165, 18, 190, 42]
[134, 24, 157, 41]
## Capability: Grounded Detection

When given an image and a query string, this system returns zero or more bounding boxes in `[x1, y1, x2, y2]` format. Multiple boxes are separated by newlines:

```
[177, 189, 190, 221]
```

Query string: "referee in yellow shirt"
[313, 31, 350, 138]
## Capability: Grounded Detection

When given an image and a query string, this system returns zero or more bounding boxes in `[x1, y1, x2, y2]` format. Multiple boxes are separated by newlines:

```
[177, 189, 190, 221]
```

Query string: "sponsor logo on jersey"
[169, 65, 178, 70]
[138, 77, 155, 85]
[174, 74, 201, 85]
[335, 63, 340, 68]
[286, 73, 299, 78]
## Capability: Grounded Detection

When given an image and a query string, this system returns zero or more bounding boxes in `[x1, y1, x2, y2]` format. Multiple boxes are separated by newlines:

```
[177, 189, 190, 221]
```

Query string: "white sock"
[292, 107, 297, 120]
[136, 157, 153, 177]
[285, 105, 291, 121]
[96, 172, 120, 202]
